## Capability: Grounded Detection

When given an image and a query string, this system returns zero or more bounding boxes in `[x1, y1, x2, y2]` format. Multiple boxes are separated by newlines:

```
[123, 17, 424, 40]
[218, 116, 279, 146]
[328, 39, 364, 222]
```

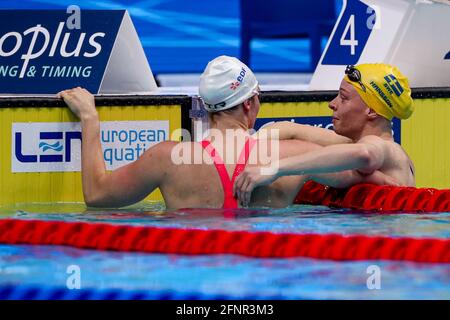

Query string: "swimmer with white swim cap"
[58, 57, 395, 209]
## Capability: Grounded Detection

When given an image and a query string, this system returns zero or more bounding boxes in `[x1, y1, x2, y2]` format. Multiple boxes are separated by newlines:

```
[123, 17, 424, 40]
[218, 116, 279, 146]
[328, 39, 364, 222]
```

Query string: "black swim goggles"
[345, 65, 366, 92]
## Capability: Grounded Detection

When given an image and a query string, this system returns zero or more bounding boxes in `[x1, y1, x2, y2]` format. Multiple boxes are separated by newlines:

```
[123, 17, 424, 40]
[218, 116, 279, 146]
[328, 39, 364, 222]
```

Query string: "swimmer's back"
[157, 139, 320, 209]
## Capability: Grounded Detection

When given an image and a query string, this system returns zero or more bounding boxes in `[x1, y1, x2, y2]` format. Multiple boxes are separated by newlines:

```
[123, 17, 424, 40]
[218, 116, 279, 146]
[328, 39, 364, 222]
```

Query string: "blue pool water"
[0, 202, 449, 299]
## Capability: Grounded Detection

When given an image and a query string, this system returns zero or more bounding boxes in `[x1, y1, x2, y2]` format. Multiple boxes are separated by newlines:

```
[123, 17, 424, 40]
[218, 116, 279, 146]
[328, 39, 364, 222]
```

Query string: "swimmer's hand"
[233, 166, 278, 207]
[57, 87, 98, 121]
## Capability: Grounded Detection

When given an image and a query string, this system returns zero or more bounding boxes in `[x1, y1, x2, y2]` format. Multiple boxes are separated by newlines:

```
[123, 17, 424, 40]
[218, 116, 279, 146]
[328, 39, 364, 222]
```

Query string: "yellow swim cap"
[344, 63, 414, 120]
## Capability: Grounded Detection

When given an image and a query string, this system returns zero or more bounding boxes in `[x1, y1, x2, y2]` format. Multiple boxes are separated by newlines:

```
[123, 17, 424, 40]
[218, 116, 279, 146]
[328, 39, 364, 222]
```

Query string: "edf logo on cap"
[230, 67, 247, 90]
[199, 56, 258, 112]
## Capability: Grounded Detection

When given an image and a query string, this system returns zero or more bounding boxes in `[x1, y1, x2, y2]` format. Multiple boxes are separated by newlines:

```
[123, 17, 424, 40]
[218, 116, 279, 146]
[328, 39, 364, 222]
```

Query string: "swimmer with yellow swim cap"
[234, 63, 415, 206]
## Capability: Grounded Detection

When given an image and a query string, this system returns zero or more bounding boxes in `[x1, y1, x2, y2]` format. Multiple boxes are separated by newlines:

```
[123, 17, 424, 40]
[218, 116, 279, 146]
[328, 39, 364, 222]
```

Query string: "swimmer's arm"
[235, 141, 387, 205]
[59, 87, 165, 208]
[80, 119, 167, 207]
[308, 170, 399, 188]
[274, 137, 387, 177]
[82, 143, 168, 208]
[259, 121, 352, 146]
[79, 112, 168, 207]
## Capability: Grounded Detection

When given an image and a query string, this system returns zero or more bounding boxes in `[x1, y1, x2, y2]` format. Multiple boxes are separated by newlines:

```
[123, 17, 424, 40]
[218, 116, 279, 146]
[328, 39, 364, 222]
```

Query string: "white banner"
[12, 121, 169, 172]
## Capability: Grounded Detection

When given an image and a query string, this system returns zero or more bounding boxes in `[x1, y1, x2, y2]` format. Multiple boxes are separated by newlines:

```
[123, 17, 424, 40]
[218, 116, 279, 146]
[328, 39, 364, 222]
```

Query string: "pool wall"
[0, 95, 190, 205]
[1, 88, 449, 205]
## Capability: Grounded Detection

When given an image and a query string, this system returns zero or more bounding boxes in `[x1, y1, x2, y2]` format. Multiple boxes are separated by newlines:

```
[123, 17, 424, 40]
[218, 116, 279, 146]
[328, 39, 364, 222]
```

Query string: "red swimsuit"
[200, 138, 257, 209]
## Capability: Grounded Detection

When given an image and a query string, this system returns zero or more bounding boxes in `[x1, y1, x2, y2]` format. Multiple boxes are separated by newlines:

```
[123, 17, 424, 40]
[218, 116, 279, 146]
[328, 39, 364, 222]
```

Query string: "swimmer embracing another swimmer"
[234, 64, 415, 206]
[58, 56, 398, 209]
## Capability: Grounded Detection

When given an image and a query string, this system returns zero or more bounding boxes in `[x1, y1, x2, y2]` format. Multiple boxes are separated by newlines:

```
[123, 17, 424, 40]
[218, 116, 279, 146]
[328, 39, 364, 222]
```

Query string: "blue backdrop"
[0, 0, 340, 75]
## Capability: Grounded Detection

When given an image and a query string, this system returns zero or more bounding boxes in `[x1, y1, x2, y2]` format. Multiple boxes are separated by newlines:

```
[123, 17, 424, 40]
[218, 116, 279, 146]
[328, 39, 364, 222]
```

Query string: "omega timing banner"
[0, 9, 157, 94]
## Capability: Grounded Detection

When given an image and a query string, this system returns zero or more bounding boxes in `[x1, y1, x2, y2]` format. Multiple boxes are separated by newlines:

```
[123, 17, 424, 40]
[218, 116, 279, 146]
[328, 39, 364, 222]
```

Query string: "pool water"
[0, 202, 449, 299]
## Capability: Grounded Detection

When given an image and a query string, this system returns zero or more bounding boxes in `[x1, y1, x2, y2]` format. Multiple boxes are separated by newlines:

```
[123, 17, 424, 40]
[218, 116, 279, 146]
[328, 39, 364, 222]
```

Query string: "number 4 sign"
[340, 15, 358, 56]
[322, 0, 375, 65]
[310, 0, 450, 90]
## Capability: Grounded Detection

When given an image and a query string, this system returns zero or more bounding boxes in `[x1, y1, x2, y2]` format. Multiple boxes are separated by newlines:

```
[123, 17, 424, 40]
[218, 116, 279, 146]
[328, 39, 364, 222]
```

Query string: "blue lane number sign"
[322, 0, 375, 65]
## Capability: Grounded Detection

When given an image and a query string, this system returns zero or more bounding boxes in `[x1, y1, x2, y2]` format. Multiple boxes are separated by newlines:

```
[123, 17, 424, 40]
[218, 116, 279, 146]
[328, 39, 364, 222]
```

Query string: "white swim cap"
[199, 56, 259, 112]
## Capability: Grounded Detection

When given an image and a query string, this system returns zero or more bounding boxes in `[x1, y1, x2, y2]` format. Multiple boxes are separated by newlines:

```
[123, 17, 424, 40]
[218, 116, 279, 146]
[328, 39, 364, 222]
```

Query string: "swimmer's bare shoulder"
[357, 135, 401, 165]
[357, 135, 415, 186]
[117, 140, 177, 181]
[138, 140, 214, 176]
